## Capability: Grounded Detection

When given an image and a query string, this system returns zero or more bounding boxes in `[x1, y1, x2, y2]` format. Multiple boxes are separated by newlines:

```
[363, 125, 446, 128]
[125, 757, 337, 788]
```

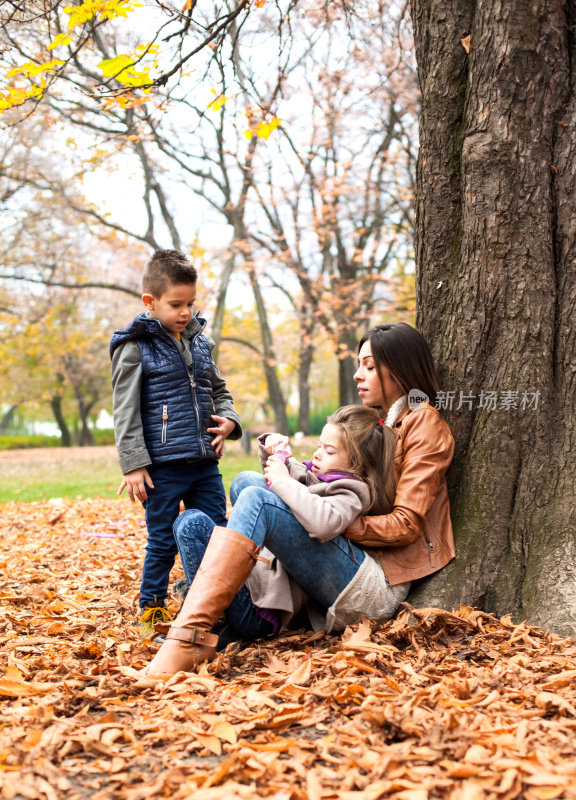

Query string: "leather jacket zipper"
[424, 531, 434, 551]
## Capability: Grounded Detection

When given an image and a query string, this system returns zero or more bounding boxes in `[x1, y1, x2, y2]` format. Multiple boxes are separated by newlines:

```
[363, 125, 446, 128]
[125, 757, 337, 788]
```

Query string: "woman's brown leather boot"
[143, 527, 259, 676]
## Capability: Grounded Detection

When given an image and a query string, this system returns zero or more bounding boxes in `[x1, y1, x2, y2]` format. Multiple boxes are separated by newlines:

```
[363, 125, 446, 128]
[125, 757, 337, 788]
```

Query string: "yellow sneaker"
[139, 600, 173, 639]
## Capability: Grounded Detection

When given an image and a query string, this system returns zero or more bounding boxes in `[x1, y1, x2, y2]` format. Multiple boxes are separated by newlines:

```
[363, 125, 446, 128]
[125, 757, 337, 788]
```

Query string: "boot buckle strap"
[190, 627, 206, 644]
[167, 626, 218, 649]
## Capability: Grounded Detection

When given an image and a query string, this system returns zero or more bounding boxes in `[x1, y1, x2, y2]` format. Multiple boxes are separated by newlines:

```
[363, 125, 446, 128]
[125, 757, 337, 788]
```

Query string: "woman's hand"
[345, 516, 364, 539]
[264, 455, 290, 484]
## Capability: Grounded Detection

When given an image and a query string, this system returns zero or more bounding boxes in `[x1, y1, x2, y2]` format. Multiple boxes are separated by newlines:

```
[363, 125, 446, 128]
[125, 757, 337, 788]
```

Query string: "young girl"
[261, 405, 395, 542]
[144, 406, 396, 675]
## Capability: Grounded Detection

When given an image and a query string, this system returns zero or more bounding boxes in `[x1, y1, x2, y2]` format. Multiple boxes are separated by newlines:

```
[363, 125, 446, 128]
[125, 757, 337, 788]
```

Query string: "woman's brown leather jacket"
[345, 404, 455, 585]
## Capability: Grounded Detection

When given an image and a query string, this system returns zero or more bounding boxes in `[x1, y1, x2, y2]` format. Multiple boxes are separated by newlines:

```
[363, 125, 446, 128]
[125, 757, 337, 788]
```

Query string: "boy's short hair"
[142, 249, 198, 297]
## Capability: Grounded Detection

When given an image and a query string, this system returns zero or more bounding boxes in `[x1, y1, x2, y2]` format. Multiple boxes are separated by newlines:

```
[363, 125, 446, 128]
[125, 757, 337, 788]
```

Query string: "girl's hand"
[264, 455, 290, 484]
[264, 433, 289, 455]
[208, 415, 235, 456]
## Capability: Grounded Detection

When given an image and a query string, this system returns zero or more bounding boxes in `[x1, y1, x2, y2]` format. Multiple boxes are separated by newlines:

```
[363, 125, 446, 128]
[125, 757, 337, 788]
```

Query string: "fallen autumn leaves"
[1, 499, 575, 800]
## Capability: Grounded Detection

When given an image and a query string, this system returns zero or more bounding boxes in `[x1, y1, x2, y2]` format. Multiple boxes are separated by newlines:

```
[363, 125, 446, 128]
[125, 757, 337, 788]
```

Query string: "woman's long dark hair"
[359, 323, 440, 406]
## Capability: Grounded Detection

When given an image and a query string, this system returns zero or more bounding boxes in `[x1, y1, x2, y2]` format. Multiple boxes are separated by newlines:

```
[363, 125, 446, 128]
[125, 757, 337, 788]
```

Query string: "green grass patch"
[0, 434, 62, 451]
[0, 438, 315, 504]
[0, 449, 121, 503]
[0, 430, 117, 451]
[0, 444, 264, 504]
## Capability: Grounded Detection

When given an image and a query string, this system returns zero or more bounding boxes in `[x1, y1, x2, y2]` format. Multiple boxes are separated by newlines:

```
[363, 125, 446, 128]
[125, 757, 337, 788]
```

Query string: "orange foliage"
[1, 499, 576, 797]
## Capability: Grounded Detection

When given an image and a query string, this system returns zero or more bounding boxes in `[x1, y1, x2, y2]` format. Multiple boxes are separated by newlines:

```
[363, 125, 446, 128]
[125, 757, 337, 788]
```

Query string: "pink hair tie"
[378, 419, 385, 426]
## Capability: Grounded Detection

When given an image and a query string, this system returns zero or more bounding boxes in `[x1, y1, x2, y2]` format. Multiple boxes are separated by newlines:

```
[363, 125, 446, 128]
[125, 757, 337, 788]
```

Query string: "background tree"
[409, 0, 576, 636]
[0, 297, 113, 445]
[187, 2, 417, 413]
[1, 0, 418, 433]
[0, 0, 257, 112]
[246, 2, 417, 405]
[1, 2, 298, 433]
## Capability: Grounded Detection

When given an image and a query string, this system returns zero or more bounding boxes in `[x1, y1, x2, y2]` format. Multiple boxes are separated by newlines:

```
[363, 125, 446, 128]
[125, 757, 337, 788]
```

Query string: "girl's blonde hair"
[327, 405, 396, 515]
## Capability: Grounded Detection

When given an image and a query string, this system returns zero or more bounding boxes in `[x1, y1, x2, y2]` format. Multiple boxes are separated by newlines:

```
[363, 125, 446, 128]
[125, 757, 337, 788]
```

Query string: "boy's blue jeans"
[172, 471, 366, 639]
[139, 458, 227, 608]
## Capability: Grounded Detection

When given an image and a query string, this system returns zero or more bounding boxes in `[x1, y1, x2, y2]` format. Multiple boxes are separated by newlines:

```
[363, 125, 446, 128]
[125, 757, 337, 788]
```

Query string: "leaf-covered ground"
[1, 499, 576, 800]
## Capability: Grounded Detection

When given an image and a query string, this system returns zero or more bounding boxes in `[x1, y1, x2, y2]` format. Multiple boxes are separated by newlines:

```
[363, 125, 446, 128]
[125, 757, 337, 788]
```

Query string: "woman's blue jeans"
[173, 471, 365, 641]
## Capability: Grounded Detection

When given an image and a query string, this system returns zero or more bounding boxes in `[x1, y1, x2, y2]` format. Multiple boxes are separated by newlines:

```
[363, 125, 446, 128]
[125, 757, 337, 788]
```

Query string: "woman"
[144, 322, 455, 676]
[347, 322, 455, 584]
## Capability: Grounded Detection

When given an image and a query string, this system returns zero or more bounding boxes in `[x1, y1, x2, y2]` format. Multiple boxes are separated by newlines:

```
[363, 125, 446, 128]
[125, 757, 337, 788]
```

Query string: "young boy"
[110, 249, 241, 638]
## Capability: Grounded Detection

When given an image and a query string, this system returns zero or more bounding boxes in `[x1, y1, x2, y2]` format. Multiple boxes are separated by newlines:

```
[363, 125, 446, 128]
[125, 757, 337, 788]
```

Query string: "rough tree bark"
[408, 0, 576, 636]
[296, 305, 315, 435]
[0, 405, 18, 434]
[339, 328, 363, 408]
[50, 393, 71, 448]
[247, 269, 290, 436]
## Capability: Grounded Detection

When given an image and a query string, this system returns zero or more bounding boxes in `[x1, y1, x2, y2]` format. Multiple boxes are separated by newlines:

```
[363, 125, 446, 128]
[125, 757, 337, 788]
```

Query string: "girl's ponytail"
[328, 406, 396, 515]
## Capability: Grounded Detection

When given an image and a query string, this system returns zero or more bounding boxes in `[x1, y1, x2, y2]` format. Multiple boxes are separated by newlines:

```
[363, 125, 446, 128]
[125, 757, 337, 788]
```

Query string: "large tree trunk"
[409, 0, 576, 635]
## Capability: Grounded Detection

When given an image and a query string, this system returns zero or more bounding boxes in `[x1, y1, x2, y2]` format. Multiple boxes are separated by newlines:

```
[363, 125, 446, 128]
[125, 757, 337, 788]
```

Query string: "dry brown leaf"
[0, 677, 54, 697]
[539, 669, 576, 689]
[212, 721, 237, 744]
[535, 691, 576, 716]
[306, 769, 323, 800]
[283, 654, 312, 686]
[460, 783, 485, 800]
[190, 732, 223, 755]
[1, 498, 576, 800]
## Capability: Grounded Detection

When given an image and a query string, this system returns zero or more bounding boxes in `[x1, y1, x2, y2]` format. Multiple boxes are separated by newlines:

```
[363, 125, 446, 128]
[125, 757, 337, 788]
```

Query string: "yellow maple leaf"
[98, 55, 151, 88]
[63, 2, 99, 27]
[1, 58, 65, 111]
[63, 0, 142, 27]
[100, 0, 143, 20]
[207, 89, 228, 112]
[6, 59, 65, 79]
[134, 43, 160, 56]
[257, 117, 281, 139]
[244, 115, 282, 140]
[98, 54, 135, 78]
[118, 67, 151, 88]
[48, 31, 74, 50]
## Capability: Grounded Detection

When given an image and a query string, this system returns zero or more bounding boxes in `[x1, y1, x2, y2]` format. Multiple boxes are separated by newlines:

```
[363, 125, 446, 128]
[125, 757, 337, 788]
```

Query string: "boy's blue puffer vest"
[110, 313, 217, 463]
